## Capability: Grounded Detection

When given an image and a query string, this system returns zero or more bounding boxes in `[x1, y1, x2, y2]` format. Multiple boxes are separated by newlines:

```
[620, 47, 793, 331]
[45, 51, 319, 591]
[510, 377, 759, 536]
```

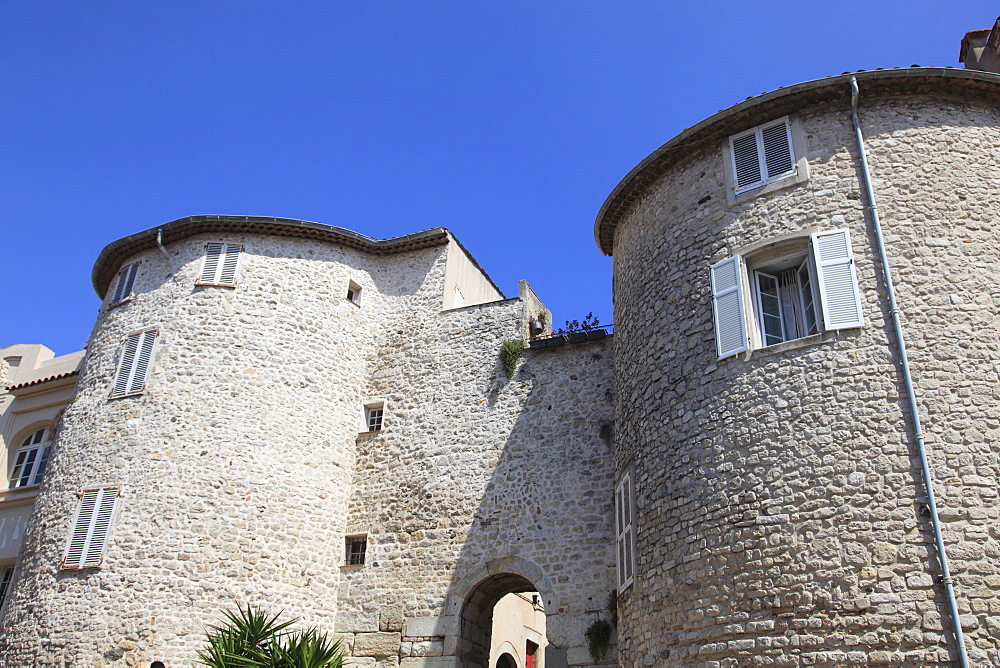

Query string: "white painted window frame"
[110, 329, 158, 398]
[347, 280, 362, 305]
[712, 229, 864, 358]
[197, 242, 243, 287]
[9, 426, 51, 489]
[62, 485, 121, 570]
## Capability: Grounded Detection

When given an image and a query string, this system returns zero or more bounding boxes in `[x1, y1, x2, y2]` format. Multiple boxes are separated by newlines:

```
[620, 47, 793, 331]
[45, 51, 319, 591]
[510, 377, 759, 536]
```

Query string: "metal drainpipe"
[156, 229, 172, 267]
[849, 76, 969, 668]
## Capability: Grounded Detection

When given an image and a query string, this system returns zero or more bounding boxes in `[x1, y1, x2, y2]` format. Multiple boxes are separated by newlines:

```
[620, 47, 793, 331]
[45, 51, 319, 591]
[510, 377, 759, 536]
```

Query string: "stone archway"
[458, 572, 536, 667]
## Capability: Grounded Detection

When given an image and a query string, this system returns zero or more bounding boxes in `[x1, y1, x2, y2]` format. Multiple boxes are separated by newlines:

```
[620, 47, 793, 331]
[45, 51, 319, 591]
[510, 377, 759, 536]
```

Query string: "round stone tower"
[0, 217, 461, 662]
[596, 69, 1000, 665]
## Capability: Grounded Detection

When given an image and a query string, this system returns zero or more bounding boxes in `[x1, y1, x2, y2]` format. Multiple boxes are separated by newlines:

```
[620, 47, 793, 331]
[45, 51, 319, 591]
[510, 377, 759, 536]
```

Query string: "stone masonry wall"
[611, 94, 1000, 665]
[0, 233, 451, 664]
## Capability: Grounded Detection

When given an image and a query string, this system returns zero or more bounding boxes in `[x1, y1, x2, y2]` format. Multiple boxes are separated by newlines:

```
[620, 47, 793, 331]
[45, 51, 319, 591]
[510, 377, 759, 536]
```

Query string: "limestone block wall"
[0, 232, 452, 665]
[337, 299, 618, 667]
[610, 93, 1000, 665]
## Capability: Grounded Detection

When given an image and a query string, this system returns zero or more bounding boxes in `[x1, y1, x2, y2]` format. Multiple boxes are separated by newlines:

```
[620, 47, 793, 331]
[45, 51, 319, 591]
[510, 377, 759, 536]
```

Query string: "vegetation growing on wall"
[585, 619, 613, 662]
[499, 339, 526, 380]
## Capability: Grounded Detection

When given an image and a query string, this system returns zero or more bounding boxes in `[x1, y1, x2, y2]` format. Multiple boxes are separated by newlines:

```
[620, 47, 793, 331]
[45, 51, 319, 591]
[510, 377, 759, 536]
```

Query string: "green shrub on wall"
[499, 339, 525, 380]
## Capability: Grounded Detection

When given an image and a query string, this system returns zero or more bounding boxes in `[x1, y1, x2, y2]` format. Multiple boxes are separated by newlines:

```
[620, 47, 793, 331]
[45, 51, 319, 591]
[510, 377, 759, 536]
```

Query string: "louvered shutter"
[710, 257, 749, 359]
[111, 330, 157, 397]
[731, 132, 763, 191]
[811, 229, 864, 330]
[616, 474, 635, 591]
[111, 263, 138, 304]
[761, 120, 794, 180]
[62, 486, 120, 569]
[199, 243, 242, 286]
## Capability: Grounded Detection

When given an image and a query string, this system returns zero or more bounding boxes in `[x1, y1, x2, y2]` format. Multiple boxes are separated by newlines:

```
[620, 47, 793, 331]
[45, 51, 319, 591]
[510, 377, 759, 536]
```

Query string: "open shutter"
[199, 243, 242, 286]
[62, 486, 120, 569]
[111, 330, 157, 397]
[811, 229, 864, 330]
[111, 263, 138, 304]
[710, 257, 749, 358]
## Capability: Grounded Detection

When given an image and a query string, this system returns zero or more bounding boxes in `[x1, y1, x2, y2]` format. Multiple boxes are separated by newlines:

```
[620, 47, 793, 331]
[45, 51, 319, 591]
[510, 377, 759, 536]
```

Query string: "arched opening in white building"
[458, 573, 547, 668]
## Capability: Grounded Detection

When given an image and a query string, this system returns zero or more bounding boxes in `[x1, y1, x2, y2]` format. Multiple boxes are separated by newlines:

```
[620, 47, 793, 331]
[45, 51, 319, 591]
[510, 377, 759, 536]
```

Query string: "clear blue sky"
[2, 2, 995, 355]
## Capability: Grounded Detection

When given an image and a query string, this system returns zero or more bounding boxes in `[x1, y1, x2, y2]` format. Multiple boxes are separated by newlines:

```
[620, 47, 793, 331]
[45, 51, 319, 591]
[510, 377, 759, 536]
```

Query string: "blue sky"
[2, 2, 995, 355]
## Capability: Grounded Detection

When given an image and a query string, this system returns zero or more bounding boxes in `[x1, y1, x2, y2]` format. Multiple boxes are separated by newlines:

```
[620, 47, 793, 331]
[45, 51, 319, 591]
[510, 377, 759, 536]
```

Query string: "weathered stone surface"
[354, 632, 402, 658]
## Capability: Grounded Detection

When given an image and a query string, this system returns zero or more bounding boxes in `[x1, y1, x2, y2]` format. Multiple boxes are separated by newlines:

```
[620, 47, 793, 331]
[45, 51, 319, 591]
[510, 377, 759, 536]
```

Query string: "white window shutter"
[63, 486, 120, 569]
[761, 120, 794, 180]
[616, 474, 635, 591]
[710, 257, 749, 359]
[111, 263, 138, 304]
[731, 132, 762, 190]
[111, 330, 157, 397]
[811, 229, 864, 330]
[199, 242, 242, 286]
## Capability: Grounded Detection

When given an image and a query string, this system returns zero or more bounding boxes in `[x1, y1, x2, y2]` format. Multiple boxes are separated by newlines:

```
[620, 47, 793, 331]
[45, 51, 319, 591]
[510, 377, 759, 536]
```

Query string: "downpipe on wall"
[849, 76, 969, 668]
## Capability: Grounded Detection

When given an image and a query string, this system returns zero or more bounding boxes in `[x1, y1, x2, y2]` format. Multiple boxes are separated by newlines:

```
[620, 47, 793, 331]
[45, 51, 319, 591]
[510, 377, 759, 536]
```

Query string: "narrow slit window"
[347, 281, 362, 305]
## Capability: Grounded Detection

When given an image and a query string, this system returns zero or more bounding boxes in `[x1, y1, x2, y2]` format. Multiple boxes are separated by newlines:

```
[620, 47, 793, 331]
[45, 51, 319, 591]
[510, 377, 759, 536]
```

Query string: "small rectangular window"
[345, 535, 367, 566]
[110, 262, 139, 305]
[730, 117, 796, 194]
[62, 485, 120, 569]
[197, 243, 243, 287]
[110, 329, 157, 398]
[366, 407, 383, 432]
[347, 280, 362, 305]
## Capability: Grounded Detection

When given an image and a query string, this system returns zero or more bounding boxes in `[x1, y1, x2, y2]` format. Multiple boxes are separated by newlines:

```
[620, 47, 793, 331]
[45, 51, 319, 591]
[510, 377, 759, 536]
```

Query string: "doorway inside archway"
[458, 573, 548, 668]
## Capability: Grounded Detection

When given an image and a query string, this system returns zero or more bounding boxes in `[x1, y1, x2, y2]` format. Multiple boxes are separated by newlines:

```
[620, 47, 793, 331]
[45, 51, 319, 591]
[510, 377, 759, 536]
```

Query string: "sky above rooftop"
[2, 2, 996, 355]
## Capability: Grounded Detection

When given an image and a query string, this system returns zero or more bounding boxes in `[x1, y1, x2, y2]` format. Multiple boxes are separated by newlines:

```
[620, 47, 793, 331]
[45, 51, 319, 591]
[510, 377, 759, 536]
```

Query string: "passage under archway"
[458, 573, 547, 668]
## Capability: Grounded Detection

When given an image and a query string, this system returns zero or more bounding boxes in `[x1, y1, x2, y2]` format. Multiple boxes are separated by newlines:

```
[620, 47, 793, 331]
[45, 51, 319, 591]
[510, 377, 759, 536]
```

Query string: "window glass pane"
[798, 261, 818, 335]
[756, 273, 785, 346]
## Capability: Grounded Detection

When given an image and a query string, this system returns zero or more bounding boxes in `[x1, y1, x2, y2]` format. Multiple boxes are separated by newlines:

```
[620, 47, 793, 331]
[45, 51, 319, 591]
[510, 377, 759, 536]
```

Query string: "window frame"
[711, 229, 864, 359]
[196, 242, 244, 288]
[61, 485, 121, 570]
[729, 117, 796, 194]
[344, 534, 368, 566]
[110, 329, 158, 398]
[361, 399, 386, 434]
[0, 565, 14, 609]
[9, 426, 51, 489]
[109, 262, 139, 306]
[346, 280, 362, 306]
[724, 116, 809, 205]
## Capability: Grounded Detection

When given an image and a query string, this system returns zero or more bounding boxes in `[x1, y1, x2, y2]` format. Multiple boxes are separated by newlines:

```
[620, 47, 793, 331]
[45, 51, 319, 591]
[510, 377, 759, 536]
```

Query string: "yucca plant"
[197, 604, 343, 668]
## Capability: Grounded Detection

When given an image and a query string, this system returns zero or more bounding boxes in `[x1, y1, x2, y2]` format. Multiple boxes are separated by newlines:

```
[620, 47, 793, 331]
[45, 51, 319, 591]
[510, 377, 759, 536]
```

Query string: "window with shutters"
[615, 473, 635, 592]
[724, 117, 808, 204]
[9, 426, 52, 488]
[196, 242, 243, 287]
[109, 262, 139, 305]
[62, 485, 120, 569]
[345, 535, 367, 566]
[710, 229, 864, 359]
[110, 329, 157, 398]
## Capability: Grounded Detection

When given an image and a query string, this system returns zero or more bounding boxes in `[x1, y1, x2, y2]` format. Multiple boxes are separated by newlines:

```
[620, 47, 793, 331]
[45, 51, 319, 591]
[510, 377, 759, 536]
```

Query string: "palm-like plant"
[197, 604, 343, 668]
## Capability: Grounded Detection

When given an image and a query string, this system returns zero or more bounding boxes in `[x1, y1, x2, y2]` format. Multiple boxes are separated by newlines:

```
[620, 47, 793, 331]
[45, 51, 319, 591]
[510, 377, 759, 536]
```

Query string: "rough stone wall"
[337, 302, 617, 667]
[611, 94, 1000, 665]
[0, 233, 449, 664]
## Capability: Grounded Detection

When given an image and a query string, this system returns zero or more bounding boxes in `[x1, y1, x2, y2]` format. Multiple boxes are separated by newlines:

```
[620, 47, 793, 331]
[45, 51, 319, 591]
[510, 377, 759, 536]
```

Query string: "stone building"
[1, 44, 999, 668]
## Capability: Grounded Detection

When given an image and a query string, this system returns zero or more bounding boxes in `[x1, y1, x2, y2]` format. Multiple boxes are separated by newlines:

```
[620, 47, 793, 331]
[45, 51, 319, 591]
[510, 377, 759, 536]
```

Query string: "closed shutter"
[62, 486, 120, 569]
[199, 243, 243, 286]
[731, 132, 763, 191]
[731, 118, 795, 193]
[710, 256, 749, 358]
[616, 474, 635, 591]
[111, 263, 139, 304]
[811, 229, 864, 330]
[761, 120, 794, 180]
[111, 329, 157, 397]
